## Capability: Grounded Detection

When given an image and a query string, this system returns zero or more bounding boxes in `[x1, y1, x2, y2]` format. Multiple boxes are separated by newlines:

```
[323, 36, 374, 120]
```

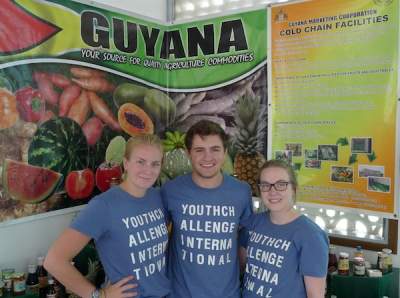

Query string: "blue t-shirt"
[71, 186, 170, 298]
[161, 173, 253, 298]
[239, 212, 329, 298]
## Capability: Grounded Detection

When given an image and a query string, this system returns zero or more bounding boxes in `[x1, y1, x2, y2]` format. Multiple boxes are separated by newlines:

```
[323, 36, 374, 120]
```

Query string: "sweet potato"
[70, 67, 106, 78]
[59, 84, 81, 116]
[49, 73, 71, 88]
[67, 90, 90, 126]
[72, 77, 115, 93]
[33, 71, 59, 105]
[88, 91, 120, 131]
[82, 117, 104, 146]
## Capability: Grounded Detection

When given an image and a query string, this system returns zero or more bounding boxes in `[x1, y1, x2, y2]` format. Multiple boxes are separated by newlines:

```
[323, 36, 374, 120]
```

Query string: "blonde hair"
[124, 134, 163, 160]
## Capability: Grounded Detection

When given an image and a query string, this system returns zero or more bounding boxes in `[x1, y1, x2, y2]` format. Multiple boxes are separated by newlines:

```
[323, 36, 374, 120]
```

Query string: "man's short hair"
[185, 120, 229, 151]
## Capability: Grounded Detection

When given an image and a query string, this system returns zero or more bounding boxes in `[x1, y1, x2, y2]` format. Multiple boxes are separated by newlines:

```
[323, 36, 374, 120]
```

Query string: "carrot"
[59, 84, 81, 116]
[88, 91, 120, 131]
[33, 71, 59, 105]
[49, 73, 71, 89]
[67, 90, 90, 126]
[72, 77, 115, 93]
[70, 67, 106, 78]
[82, 117, 104, 146]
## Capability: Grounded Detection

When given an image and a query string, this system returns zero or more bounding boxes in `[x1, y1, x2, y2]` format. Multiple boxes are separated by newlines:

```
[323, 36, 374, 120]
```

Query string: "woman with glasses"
[239, 159, 328, 298]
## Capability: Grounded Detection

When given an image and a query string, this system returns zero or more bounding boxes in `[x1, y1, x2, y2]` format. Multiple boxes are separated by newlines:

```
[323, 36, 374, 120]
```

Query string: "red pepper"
[16, 87, 46, 123]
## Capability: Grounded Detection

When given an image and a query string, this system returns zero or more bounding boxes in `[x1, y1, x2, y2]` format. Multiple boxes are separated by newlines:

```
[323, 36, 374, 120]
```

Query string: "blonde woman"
[45, 135, 170, 298]
[239, 160, 328, 298]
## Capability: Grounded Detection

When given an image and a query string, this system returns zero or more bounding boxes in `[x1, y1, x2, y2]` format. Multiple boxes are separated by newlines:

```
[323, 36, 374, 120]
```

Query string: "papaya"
[118, 103, 154, 136]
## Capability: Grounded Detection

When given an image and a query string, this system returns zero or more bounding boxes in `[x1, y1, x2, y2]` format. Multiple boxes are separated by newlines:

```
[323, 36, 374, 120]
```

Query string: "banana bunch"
[163, 130, 186, 152]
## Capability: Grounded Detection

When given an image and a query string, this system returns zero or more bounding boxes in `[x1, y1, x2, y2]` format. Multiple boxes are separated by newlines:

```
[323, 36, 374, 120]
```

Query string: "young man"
[161, 120, 253, 298]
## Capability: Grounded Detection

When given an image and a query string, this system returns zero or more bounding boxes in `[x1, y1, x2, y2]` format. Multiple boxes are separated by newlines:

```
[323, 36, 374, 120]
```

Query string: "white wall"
[0, 208, 82, 272]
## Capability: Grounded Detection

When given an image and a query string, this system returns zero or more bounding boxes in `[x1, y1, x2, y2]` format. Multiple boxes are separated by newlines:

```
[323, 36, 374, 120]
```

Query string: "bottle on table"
[328, 245, 338, 273]
[2, 269, 14, 297]
[354, 245, 364, 258]
[26, 264, 39, 295]
[377, 252, 383, 271]
[382, 248, 393, 273]
[338, 252, 350, 276]
[37, 256, 48, 298]
[46, 278, 56, 298]
[353, 257, 366, 276]
[12, 273, 26, 296]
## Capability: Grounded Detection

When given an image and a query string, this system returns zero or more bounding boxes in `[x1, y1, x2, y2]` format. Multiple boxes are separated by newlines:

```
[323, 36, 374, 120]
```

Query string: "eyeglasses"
[258, 181, 290, 192]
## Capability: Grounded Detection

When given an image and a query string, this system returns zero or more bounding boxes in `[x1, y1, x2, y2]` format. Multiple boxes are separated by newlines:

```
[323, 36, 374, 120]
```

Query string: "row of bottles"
[328, 245, 393, 276]
[1, 256, 63, 298]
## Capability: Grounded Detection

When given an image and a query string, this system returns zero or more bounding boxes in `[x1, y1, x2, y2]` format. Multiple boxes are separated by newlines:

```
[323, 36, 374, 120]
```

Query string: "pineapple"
[162, 130, 192, 180]
[233, 95, 267, 195]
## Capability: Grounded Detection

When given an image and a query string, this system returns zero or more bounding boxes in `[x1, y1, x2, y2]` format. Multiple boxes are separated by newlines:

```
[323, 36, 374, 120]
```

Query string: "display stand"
[328, 268, 399, 298]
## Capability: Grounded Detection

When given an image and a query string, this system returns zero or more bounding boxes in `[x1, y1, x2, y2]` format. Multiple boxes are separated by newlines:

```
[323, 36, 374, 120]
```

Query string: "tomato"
[65, 169, 95, 200]
[95, 162, 123, 192]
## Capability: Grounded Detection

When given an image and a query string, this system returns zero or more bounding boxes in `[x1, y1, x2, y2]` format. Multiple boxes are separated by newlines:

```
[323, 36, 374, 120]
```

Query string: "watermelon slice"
[2, 159, 62, 203]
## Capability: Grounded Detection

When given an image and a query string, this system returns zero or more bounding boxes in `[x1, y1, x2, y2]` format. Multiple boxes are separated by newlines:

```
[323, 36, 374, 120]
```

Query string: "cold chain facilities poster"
[270, 0, 399, 216]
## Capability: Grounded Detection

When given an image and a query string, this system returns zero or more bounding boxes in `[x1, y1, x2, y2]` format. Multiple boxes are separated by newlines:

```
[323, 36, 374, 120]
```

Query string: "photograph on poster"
[305, 159, 321, 169]
[331, 166, 353, 183]
[358, 164, 384, 178]
[285, 143, 302, 156]
[275, 150, 293, 165]
[318, 145, 338, 161]
[351, 137, 372, 154]
[368, 177, 390, 193]
[304, 149, 318, 159]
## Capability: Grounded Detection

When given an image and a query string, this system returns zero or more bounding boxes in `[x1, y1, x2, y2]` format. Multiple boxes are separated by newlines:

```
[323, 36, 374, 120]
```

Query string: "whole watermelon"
[28, 117, 89, 181]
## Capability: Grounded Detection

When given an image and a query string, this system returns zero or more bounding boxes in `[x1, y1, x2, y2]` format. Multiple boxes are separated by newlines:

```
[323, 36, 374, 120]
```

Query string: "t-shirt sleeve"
[238, 215, 254, 248]
[70, 197, 108, 241]
[160, 183, 171, 224]
[239, 226, 250, 248]
[298, 228, 329, 277]
[239, 185, 253, 226]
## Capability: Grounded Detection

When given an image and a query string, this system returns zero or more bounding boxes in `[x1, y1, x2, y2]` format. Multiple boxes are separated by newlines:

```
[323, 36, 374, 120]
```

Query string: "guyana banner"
[270, 0, 399, 217]
[0, 0, 268, 223]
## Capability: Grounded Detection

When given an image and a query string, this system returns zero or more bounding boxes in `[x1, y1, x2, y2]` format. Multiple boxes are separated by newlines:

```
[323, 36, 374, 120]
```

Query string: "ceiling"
[174, 0, 289, 20]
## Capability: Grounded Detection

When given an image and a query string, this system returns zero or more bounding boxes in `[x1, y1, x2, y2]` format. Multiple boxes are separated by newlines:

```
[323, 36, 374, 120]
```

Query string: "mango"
[143, 89, 176, 130]
[113, 82, 148, 108]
